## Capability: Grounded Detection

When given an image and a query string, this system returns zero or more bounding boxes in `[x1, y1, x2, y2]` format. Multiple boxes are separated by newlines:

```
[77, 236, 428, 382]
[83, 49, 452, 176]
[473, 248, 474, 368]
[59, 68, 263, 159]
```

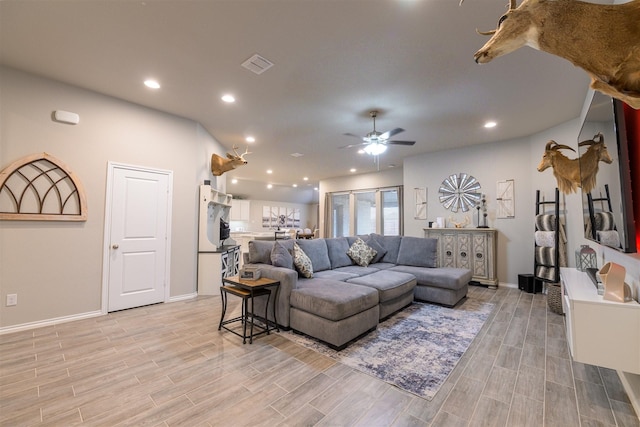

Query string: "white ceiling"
[0, 0, 592, 203]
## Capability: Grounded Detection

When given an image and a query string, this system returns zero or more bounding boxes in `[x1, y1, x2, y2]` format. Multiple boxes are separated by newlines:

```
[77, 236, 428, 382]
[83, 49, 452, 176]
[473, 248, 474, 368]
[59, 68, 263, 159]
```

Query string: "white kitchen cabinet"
[424, 228, 498, 288]
[560, 267, 640, 374]
[230, 199, 250, 221]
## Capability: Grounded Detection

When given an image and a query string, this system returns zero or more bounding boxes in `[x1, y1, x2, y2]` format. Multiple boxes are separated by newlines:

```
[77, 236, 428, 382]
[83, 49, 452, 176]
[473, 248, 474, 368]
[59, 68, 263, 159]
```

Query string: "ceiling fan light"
[363, 142, 387, 156]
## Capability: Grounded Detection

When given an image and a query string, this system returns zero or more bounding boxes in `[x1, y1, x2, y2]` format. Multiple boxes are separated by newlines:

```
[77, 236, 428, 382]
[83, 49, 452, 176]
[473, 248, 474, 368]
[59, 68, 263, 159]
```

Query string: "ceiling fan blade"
[338, 142, 368, 149]
[343, 132, 366, 141]
[387, 140, 416, 146]
[379, 127, 405, 140]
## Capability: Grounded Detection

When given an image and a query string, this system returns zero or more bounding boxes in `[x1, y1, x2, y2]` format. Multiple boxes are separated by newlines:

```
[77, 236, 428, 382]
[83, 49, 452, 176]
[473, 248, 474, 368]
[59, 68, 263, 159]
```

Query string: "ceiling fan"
[340, 110, 416, 156]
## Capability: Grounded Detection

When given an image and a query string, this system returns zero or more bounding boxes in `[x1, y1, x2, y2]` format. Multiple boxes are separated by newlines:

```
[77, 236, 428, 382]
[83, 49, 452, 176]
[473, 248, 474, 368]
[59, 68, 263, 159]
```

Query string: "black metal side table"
[218, 276, 280, 344]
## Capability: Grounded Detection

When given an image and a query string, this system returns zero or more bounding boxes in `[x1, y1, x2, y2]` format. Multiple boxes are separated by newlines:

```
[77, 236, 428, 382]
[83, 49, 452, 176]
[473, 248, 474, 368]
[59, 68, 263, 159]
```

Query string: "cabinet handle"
[446, 250, 452, 256]
[460, 251, 467, 258]
[476, 253, 483, 259]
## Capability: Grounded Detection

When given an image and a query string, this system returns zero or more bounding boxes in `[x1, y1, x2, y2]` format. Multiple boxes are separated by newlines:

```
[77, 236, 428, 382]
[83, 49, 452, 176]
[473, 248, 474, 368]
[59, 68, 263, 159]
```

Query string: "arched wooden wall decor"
[0, 153, 88, 221]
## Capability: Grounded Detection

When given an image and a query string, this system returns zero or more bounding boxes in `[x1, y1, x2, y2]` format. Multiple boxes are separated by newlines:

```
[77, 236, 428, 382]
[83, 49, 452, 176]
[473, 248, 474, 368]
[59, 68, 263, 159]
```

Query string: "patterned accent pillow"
[347, 237, 377, 267]
[293, 242, 313, 278]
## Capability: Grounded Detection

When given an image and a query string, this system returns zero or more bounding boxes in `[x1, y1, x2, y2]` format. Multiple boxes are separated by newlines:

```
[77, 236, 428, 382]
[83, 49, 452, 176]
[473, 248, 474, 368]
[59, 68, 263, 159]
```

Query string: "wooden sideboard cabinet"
[560, 267, 640, 374]
[424, 228, 498, 288]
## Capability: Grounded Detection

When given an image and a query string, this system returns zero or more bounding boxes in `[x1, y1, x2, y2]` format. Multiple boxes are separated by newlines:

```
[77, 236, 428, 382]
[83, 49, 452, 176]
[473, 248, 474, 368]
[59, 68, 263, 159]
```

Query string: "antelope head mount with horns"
[467, 0, 640, 109]
[448, 214, 471, 229]
[210, 146, 251, 176]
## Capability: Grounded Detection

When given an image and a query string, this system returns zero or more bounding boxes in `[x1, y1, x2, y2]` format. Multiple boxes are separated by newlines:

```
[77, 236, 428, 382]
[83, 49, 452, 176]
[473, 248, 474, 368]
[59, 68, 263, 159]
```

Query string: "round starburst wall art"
[438, 173, 482, 213]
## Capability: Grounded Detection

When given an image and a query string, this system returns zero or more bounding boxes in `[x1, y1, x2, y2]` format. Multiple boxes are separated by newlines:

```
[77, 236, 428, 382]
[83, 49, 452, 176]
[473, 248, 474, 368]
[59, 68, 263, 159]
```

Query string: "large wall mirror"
[578, 92, 636, 253]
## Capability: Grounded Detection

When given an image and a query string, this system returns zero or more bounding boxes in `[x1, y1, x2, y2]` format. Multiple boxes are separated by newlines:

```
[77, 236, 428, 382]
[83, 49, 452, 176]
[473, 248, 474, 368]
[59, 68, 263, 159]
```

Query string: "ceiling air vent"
[241, 54, 274, 75]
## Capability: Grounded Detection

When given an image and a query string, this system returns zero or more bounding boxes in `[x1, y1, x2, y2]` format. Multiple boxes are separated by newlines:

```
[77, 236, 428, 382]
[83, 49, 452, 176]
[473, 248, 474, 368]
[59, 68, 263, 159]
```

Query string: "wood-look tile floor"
[1, 286, 638, 426]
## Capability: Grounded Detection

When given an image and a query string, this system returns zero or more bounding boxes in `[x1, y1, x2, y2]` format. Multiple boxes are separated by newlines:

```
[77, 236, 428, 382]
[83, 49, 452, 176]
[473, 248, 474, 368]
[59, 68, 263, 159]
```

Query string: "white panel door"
[106, 165, 171, 312]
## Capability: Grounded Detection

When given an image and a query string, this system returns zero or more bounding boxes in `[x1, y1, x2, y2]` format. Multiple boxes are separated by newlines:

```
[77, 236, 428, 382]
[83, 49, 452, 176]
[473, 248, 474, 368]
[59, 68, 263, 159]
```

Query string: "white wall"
[228, 178, 319, 205]
[0, 67, 228, 329]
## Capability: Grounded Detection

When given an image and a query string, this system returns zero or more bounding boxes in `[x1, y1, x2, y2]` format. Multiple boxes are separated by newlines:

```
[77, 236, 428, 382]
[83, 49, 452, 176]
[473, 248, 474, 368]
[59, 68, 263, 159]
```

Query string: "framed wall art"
[496, 179, 515, 218]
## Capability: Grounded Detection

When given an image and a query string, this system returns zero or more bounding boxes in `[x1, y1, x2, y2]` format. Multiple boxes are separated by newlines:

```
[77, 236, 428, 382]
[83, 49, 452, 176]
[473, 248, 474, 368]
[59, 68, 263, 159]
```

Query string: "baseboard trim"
[0, 310, 103, 335]
[0, 293, 199, 335]
[618, 370, 640, 417]
[169, 292, 198, 302]
[500, 282, 518, 289]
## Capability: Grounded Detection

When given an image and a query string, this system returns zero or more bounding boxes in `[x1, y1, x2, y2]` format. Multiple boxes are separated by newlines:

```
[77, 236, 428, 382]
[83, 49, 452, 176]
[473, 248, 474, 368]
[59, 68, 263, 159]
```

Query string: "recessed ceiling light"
[484, 121, 497, 128]
[350, 168, 357, 173]
[245, 136, 255, 143]
[266, 169, 273, 174]
[221, 94, 235, 103]
[231, 179, 238, 184]
[357, 149, 365, 154]
[144, 79, 160, 89]
[292, 184, 298, 188]
[267, 184, 273, 189]
[314, 187, 319, 191]
[290, 153, 304, 158]
[303, 177, 309, 181]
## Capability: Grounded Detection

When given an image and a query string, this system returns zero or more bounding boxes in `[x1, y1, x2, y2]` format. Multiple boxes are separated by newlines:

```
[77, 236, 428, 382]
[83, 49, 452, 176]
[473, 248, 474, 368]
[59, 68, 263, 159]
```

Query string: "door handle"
[112, 244, 119, 249]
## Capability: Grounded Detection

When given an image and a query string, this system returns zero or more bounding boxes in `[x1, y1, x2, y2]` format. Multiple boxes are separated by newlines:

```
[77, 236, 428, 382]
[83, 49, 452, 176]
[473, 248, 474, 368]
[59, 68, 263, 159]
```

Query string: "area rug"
[281, 297, 496, 400]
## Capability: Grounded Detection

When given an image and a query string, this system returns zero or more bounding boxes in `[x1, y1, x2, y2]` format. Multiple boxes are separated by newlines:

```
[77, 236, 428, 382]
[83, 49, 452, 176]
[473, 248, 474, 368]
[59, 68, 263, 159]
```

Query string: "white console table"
[560, 267, 640, 374]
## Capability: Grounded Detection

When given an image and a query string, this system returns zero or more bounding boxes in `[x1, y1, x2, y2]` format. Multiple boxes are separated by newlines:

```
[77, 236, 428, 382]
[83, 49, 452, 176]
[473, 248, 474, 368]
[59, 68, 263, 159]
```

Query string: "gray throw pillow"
[396, 236, 437, 268]
[365, 234, 387, 264]
[271, 241, 293, 269]
[372, 234, 402, 263]
[248, 240, 274, 264]
[296, 239, 331, 272]
[325, 237, 353, 268]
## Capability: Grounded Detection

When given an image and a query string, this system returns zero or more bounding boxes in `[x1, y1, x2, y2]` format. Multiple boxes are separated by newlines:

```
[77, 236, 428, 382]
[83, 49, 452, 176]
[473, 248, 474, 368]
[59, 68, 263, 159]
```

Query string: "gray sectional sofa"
[242, 234, 472, 350]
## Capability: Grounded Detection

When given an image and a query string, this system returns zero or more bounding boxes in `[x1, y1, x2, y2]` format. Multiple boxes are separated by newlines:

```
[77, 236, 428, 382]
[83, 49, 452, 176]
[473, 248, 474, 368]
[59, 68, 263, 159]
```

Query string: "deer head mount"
[210, 146, 251, 176]
[467, 0, 640, 109]
[536, 133, 612, 194]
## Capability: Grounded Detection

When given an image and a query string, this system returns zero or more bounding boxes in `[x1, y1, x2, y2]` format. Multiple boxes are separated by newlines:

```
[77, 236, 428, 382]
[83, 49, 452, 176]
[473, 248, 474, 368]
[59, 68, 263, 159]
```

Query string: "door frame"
[101, 162, 173, 314]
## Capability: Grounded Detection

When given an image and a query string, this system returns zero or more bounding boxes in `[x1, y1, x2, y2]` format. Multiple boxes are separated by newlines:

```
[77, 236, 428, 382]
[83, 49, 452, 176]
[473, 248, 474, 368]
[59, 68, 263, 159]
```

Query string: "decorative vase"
[599, 262, 628, 302]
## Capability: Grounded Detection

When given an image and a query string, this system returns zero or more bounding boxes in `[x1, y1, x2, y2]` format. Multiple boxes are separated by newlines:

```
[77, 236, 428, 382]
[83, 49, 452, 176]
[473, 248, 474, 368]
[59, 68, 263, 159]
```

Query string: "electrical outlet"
[6, 294, 17, 306]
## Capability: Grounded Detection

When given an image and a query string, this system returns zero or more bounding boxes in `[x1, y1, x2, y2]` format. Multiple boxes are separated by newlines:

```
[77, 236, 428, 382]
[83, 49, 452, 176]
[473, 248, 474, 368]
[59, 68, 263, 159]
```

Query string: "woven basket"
[547, 284, 563, 315]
